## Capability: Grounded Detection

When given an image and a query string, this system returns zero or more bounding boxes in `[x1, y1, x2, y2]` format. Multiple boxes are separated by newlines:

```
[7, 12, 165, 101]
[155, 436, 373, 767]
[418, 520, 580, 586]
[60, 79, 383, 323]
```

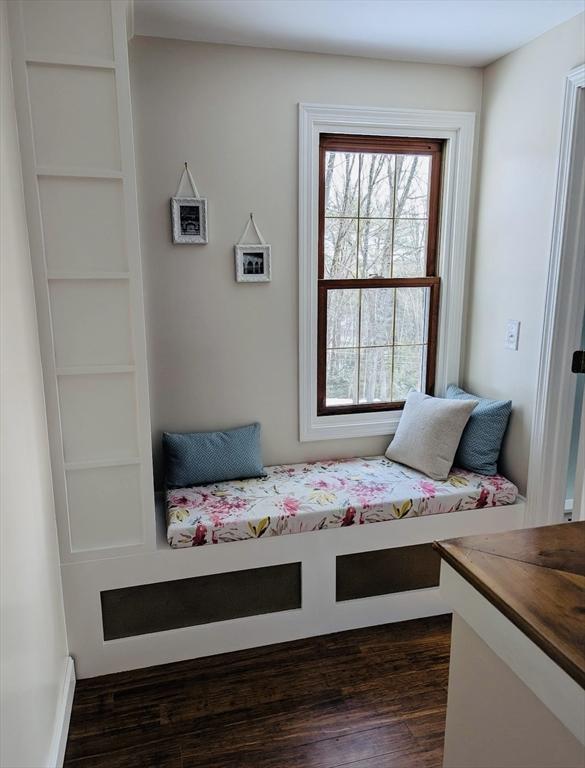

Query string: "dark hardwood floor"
[64, 615, 451, 768]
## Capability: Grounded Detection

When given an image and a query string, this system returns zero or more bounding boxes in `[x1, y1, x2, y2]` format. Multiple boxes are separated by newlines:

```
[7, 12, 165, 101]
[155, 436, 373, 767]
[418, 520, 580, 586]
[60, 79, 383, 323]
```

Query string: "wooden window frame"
[317, 134, 444, 416]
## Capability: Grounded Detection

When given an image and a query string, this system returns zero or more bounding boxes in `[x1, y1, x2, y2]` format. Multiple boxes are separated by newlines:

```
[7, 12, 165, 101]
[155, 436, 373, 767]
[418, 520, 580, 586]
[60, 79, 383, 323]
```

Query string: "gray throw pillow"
[385, 391, 478, 481]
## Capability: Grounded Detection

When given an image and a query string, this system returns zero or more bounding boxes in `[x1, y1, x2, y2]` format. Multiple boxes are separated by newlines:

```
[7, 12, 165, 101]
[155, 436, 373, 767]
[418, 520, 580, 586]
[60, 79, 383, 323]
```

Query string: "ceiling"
[133, 0, 584, 67]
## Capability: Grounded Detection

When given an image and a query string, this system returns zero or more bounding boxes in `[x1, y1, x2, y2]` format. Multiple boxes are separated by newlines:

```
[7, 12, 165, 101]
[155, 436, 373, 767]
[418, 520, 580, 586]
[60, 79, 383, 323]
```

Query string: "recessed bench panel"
[336, 543, 441, 601]
[101, 562, 302, 640]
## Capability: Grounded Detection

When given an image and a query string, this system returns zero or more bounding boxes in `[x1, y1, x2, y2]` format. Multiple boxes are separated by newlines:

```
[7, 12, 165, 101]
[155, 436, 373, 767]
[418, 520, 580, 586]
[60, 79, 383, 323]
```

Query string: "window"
[317, 134, 443, 415]
[299, 104, 475, 442]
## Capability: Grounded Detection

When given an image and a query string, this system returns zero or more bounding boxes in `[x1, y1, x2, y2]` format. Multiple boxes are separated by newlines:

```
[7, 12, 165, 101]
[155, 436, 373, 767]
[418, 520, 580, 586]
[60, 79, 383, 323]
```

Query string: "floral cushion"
[166, 456, 518, 548]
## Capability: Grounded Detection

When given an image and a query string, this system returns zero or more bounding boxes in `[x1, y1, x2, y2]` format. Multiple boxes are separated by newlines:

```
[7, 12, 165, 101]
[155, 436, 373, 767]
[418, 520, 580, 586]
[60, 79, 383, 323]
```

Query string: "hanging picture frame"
[171, 163, 208, 244]
[234, 214, 271, 283]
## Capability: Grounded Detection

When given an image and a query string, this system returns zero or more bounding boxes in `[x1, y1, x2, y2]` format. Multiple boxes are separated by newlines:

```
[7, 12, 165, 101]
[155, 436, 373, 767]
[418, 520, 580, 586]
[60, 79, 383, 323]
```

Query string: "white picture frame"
[235, 244, 272, 282]
[171, 196, 208, 244]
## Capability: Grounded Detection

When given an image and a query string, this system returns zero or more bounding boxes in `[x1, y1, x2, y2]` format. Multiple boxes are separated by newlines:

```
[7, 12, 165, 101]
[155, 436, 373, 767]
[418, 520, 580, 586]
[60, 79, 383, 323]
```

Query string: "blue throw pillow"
[446, 385, 512, 475]
[163, 423, 266, 488]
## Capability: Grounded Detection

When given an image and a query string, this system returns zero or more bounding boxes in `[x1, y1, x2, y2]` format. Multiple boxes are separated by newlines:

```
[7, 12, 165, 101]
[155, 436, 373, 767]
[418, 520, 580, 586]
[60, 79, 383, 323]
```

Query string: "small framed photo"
[235, 244, 271, 282]
[171, 197, 208, 244]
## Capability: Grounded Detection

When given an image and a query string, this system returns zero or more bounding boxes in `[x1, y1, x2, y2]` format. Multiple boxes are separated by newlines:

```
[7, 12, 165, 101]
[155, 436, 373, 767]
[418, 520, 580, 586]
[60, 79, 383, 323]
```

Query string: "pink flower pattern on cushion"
[419, 480, 437, 497]
[281, 497, 300, 516]
[166, 456, 518, 548]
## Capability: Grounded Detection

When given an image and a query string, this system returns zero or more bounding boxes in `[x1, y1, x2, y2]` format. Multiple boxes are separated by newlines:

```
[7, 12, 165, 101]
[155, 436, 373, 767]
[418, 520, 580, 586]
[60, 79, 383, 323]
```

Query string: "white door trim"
[298, 103, 476, 441]
[527, 64, 585, 527]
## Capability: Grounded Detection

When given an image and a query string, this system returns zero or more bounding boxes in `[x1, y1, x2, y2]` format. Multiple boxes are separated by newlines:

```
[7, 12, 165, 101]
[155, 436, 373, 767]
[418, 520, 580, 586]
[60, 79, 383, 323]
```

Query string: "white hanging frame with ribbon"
[171, 162, 208, 244]
[234, 213, 271, 283]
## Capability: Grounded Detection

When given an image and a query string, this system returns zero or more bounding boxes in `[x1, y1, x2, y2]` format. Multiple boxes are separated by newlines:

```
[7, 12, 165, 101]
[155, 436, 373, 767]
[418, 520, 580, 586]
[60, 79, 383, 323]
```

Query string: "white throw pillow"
[385, 391, 478, 481]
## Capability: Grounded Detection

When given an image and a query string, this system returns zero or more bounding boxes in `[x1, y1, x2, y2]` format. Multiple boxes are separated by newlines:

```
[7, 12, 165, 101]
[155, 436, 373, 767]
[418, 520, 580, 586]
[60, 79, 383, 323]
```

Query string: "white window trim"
[299, 102, 476, 442]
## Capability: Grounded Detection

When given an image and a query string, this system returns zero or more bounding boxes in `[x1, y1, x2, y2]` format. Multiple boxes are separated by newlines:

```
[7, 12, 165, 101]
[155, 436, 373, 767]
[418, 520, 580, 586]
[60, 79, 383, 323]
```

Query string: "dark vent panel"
[336, 543, 440, 602]
[102, 562, 301, 640]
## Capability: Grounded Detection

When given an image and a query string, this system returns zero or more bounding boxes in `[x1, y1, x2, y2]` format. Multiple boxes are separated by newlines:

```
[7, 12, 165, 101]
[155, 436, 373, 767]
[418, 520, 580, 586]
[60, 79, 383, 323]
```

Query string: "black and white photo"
[235, 244, 271, 282]
[243, 251, 264, 275]
[171, 196, 208, 244]
[180, 204, 200, 236]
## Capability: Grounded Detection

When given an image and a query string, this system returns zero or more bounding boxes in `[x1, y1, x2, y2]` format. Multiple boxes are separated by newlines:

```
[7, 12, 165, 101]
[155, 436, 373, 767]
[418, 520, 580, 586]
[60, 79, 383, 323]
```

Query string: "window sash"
[317, 134, 443, 416]
[317, 281, 440, 415]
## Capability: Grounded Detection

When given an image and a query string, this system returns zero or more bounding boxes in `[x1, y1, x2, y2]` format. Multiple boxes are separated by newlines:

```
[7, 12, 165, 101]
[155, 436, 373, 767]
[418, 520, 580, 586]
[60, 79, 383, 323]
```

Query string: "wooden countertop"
[434, 521, 585, 689]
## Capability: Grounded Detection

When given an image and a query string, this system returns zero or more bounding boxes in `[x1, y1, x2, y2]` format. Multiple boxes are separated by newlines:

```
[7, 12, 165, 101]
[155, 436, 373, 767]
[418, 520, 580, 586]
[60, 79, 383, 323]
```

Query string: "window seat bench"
[166, 455, 519, 548]
[71, 458, 525, 677]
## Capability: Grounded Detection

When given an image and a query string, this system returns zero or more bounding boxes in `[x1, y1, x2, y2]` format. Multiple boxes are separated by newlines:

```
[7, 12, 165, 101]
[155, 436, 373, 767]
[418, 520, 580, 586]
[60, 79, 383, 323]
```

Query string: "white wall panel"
[22, 0, 113, 61]
[67, 464, 143, 551]
[49, 279, 133, 368]
[39, 177, 127, 274]
[27, 63, 120, 170]
[59, 373, 138, 463]
[9, 0, 155, 562]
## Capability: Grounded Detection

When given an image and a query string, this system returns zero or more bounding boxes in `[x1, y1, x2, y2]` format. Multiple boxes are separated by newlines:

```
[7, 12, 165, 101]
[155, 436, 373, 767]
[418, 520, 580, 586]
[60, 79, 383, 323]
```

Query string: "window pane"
[327, 289, 359, 349]
[392, 345, 426, 401]
[326, 349, 358, 406]
[360, 153, 394, 218]
[395, 287, 428, 345]
[324, 151, 359, 217]
[360, 288, 394, 347]
[319, 138, 441, 412]
[358, 219, 392, 278]
[359, 347, 392, 404]
[324, 218, 357, 278]
[393, 219, 427, 277]
[395, 155, 430, 219]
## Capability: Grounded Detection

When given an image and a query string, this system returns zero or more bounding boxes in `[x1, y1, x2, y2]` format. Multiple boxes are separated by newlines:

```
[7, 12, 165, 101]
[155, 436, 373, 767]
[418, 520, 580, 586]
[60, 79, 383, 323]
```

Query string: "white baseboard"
[47, 656, 76, 768]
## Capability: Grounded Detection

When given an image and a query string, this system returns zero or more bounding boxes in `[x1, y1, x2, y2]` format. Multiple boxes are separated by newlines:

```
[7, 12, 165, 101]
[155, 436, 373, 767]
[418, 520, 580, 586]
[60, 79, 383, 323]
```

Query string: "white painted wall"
[463, 13, 585, 493]
[129, 38, 483, 484]
[0, 2, 69, 766]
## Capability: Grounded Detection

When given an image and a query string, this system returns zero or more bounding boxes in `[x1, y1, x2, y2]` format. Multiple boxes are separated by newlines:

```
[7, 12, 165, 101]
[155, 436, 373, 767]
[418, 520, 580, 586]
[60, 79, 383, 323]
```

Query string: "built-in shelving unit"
[8, 0, 155, 563]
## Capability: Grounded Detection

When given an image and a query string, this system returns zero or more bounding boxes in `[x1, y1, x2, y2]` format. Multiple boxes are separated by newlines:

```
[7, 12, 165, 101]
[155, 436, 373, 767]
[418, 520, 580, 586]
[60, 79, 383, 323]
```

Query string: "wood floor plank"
[64, 615, 450, 767]
[65, 740, 182, 768]
[181, 723, 422, 768]
[334, 758, 426, 768]
[334, 748, 441, 768]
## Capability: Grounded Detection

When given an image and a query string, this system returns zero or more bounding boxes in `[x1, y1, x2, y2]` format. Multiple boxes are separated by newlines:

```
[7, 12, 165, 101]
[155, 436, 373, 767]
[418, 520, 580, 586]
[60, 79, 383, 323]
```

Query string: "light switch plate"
[505, 319, 520, 350]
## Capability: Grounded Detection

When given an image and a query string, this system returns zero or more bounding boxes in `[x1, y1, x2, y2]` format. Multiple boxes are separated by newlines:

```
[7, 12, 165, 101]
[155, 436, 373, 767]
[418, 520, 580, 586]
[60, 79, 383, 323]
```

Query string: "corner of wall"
[1, 2, 70, 765]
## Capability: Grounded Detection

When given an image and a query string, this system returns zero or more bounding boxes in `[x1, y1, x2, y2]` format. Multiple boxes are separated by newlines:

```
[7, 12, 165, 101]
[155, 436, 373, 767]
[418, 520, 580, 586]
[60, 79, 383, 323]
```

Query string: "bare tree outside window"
[317, 135, 443, 415]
